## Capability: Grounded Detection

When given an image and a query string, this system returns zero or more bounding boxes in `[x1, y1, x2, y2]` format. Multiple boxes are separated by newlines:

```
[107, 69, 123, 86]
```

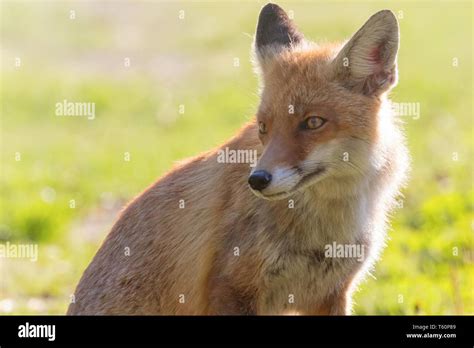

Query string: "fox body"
[68, 4, 409, 315]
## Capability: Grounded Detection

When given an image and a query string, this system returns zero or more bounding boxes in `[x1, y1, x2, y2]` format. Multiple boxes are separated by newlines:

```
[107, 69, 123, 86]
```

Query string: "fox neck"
[312, 174, 374, 226]
[269, 167, 381, 255]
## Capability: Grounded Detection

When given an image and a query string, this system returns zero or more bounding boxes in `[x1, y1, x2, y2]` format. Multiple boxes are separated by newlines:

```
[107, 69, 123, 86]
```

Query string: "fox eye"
[302, 116, 326, 130]
[258, 121, 267, 134]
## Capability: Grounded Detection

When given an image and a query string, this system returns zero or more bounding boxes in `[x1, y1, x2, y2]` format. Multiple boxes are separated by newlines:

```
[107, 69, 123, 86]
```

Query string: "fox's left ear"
[332, 10, 399, 96]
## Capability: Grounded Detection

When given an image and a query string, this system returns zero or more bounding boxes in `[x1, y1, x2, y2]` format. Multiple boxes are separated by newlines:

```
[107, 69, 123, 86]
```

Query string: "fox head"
[248, 3, 400, 200]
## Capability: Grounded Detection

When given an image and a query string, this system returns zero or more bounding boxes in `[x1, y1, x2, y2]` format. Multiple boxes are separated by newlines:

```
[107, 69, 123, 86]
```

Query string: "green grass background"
[0, 0, 472, 314]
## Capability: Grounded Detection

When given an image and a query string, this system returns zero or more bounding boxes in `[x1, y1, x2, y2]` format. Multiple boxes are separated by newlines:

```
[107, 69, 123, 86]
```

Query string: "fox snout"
[248, 164, 304, 200]
[247, 136, 337, 200]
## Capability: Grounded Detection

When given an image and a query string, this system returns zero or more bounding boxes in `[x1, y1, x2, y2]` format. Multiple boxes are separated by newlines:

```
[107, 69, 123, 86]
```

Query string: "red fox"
[68, 3, 409, 315]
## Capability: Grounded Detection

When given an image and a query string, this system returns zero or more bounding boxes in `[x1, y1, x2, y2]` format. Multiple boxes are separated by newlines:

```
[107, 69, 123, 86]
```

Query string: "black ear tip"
[256, 2, 303, 50]
[258, 3, 288, 25]
[260, 3, 285, 17]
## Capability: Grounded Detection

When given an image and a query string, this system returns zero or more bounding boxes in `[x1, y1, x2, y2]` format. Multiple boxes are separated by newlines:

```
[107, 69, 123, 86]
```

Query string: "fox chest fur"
[207, 175, 377, 315]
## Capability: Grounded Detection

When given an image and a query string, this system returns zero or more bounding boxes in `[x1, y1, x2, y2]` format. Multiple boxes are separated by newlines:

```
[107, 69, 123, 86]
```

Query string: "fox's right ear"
[332, 10, 399, 96]
[254, 3, 304, 64]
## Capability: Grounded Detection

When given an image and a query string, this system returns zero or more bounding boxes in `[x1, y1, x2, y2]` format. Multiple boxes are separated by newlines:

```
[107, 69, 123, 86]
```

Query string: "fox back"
[68, 4, 409, 315]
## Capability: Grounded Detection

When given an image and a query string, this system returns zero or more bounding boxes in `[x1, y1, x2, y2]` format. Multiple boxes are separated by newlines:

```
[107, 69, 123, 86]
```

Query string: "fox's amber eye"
[258, 122, 267, 134]
[303, 116, 326, 130]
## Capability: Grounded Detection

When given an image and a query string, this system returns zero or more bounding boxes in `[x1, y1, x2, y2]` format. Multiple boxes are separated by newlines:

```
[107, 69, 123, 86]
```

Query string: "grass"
[0, 0, 472, 314]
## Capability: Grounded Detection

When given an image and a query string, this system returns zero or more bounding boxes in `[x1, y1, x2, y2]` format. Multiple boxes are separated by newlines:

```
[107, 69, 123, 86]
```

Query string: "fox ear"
[255, 3, 304, 62]
[332, 10, 399, 96]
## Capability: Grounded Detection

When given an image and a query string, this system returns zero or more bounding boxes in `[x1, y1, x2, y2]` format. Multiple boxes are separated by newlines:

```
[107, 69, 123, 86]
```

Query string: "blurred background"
[0, 0, 472, 314]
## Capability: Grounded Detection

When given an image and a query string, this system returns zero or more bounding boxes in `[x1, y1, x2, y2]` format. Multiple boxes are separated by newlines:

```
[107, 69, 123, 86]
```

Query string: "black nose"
[248, 170, 272, 191]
